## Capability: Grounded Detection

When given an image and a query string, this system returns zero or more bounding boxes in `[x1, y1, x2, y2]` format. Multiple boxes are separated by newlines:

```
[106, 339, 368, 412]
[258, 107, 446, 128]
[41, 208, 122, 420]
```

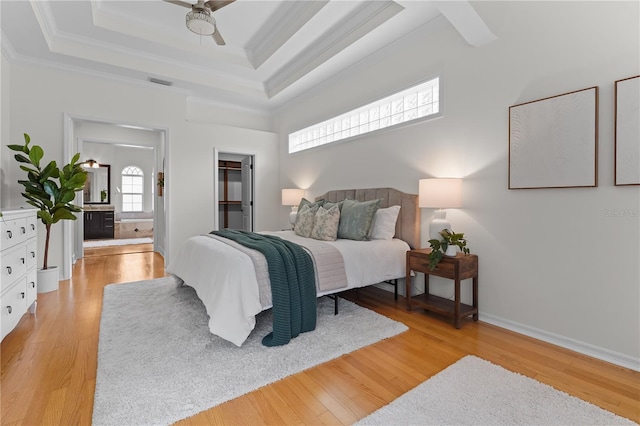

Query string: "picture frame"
[509, 86, 598, 189]
[614, 75, 640, 186]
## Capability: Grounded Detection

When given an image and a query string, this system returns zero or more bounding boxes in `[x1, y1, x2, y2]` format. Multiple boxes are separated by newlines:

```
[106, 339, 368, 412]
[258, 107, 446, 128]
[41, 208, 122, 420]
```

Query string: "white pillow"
[370, 205, 401, 240]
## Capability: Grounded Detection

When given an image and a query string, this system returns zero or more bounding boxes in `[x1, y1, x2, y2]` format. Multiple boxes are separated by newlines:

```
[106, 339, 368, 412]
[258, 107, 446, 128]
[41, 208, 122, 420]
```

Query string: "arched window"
[122, 166, 144, 212]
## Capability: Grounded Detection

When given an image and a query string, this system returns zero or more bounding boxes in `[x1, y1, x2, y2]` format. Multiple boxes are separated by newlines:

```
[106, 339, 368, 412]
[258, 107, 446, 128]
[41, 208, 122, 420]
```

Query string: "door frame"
[63, 113, 170, 280]
[213, 148, 255, 231]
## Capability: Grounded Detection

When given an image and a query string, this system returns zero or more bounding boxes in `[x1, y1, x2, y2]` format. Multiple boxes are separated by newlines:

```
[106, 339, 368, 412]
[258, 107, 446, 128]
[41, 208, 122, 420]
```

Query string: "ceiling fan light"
[185, 11, 216, 35]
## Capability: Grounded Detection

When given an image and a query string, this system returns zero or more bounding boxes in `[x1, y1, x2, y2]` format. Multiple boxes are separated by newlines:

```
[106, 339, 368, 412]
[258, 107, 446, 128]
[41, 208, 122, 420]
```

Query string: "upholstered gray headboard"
[315, 188, 420, 249]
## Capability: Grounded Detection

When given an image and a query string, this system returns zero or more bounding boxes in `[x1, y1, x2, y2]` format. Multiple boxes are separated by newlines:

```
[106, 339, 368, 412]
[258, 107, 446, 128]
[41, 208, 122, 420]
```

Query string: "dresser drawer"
[25, 269, 37, 307]
[0, 279, 28, 341]
[25, 215, 37, 239]
[0, 244, 27, 293]
[26, 239, 37, 270]
[0, 216, 28, 251]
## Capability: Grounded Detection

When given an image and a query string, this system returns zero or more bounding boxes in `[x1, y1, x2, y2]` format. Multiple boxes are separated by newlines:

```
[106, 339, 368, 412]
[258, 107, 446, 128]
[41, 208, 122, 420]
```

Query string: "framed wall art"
[509, 86, 598, 189]
[615, 75, 640, 186]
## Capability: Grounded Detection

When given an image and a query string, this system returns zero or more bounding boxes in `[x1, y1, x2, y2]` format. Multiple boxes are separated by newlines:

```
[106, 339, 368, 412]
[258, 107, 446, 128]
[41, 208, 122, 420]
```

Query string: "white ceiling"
[1, 0, 496, 114]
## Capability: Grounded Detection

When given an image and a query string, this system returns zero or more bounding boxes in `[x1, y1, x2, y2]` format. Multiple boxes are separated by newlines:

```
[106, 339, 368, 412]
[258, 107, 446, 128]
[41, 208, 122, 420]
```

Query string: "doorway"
[63, 114, 168, 280]
[81, 141, 156, 255]
[216, 152, 254, 231]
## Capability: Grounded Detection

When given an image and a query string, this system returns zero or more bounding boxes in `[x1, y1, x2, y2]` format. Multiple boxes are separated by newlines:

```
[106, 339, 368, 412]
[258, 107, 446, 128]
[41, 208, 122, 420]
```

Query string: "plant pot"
[37, 266, 59, 293]
[445, 245, 458, 257]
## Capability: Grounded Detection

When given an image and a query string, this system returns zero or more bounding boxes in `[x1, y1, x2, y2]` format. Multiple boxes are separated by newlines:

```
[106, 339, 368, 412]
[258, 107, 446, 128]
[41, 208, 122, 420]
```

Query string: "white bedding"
[167, 231, 410, 346]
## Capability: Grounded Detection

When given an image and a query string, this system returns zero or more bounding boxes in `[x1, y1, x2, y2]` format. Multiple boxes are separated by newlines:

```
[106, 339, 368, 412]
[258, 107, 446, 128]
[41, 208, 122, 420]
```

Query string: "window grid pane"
[289, 77, 439, 153]
[121, 166, 144, 212]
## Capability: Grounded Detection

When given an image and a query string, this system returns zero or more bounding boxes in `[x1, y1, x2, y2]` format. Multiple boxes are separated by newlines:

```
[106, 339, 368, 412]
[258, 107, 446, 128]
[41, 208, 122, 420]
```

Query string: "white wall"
[1, 52, 11, 207]
[274, 1, 640, 368]
[3, 62, 280, 274]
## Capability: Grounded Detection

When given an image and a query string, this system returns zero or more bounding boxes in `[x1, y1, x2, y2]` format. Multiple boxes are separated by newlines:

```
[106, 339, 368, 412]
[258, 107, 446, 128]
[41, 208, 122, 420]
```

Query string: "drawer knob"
[30, 223, 35, 231]
[31, 251, 36, 258]
[6, 266, 12, 275]
[30, 281, 35, 288]
[6, 306, 12, 314]
[7, 230, 12, 239]
[21, 226, 26, 234]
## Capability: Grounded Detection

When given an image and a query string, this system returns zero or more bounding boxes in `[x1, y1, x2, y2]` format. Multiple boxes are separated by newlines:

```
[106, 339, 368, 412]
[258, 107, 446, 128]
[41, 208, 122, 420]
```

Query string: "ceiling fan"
[164, 0, 235, 45]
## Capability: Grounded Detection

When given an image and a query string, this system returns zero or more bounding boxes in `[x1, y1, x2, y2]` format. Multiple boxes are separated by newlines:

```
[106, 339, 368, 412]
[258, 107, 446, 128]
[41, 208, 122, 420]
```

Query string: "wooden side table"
[405, 248, 478, 328]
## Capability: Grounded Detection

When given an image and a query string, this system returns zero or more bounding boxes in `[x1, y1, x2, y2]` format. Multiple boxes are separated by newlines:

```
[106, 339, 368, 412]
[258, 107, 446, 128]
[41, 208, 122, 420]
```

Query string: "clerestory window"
[288, 76, 440, 153]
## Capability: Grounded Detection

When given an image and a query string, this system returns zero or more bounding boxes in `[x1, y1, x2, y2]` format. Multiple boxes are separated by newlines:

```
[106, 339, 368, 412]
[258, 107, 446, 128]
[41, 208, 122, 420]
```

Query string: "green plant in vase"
[427, 229, 470, 270]
[8, 133, 87, 270]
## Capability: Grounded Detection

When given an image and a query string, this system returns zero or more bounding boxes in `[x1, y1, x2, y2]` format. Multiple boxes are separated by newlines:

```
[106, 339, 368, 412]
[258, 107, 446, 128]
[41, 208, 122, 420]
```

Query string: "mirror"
[83, 164, 111, 204]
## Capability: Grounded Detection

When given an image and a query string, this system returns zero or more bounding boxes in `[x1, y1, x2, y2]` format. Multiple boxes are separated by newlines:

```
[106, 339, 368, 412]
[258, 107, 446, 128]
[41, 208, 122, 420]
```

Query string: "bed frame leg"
[383, 279, 399, 300]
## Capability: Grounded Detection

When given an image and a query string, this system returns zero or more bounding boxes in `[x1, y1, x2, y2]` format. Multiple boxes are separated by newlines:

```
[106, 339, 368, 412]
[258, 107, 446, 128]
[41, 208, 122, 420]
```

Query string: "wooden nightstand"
[405, 248, 478, 328]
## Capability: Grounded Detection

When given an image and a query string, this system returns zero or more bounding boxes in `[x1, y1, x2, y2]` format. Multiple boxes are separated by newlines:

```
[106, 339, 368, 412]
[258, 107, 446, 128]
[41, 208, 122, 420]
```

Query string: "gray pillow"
[323, 199, 345, 212]
[294, 204, 318, 238]
[311, 205, 340, 241]
[337, 198, 382, 241]
[299, 198, 325, 211]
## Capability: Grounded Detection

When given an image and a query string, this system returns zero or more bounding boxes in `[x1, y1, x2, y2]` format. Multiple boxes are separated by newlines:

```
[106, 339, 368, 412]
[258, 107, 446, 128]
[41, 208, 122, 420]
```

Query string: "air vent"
[148, 77, 173, 86]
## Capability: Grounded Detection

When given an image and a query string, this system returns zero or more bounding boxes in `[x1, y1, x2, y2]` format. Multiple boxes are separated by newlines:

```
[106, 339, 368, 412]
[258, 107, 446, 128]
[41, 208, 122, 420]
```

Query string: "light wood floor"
[1, 247, 638, 425]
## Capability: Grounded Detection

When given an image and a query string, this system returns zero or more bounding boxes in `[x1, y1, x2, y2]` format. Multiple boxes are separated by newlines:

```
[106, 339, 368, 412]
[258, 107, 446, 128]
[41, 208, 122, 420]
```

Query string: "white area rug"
[93, 276, 408, 426]
[357, 355, 636, 425]
[84, 237, 153, 248]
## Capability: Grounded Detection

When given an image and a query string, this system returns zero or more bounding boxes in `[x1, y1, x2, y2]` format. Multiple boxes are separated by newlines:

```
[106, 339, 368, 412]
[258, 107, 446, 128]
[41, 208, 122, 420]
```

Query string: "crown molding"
[90, 0, 251, 68]
[246, 1, 329, 70]
[264, 1, 404, 99]
[30, 1, 264, 98]
[6, 50, 191, 97]
[1, 31, 17, 61]
[434, 1, 497, 47]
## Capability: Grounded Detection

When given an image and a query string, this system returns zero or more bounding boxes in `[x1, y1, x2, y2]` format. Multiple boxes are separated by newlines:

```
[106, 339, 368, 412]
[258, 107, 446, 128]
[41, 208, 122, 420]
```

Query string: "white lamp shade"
[282, 188, 305, 206]
[419, 178, 463, 240]
[419, 178, 462, 208]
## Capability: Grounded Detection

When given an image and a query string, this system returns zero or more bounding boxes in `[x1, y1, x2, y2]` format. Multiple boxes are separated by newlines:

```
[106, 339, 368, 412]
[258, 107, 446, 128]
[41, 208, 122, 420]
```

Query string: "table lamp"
[419, 178, 462, 240]
[281, 188, 305, 226]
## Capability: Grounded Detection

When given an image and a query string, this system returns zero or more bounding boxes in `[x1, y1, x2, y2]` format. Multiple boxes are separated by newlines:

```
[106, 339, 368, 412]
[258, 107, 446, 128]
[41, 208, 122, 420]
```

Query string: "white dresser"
[0, 208, 38, 342]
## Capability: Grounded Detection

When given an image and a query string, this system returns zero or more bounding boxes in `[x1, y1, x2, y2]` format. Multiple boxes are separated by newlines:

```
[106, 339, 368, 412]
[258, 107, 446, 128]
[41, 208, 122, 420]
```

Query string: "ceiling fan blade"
[163, 0, 193, 9]
[204, 0, 235, 12]
[212, 27, 226, 45]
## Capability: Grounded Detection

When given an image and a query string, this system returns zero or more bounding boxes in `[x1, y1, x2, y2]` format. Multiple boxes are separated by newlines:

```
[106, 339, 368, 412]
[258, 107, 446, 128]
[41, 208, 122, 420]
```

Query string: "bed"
[167, 188, 420, 346]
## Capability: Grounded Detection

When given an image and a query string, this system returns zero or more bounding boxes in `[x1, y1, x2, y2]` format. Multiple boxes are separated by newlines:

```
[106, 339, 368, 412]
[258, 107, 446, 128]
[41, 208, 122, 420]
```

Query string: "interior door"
[241, 156, 253, 231]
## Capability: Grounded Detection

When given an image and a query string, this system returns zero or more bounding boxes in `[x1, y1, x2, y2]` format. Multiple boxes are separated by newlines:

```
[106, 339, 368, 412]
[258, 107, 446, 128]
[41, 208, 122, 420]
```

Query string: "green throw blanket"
[211, 229, 317, 346]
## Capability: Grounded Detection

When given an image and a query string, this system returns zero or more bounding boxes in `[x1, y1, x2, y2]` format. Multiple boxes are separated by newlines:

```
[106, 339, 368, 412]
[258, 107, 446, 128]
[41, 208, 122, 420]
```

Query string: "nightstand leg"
[405, 273, 412, 310]
[473, 275, 479, 321]
[424, 274, 430, 296]
[454, 278, 461, 329]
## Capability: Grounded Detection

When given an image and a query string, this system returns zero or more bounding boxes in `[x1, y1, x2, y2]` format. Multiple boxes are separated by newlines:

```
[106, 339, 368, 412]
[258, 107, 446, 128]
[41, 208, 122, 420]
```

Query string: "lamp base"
[289, 207, 298, 227]
[428, 210, 451, 241]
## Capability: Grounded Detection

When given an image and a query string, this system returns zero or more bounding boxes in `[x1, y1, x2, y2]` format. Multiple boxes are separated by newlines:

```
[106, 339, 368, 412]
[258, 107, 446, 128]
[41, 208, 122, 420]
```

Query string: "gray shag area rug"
[93, 276, 408, 426]
[357, 355, 637, 425]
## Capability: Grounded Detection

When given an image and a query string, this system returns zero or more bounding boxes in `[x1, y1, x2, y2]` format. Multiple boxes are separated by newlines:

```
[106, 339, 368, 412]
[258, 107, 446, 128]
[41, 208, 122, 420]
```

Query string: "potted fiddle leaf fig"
[427, 229, 470, 270]
[8, 133, 87, 292]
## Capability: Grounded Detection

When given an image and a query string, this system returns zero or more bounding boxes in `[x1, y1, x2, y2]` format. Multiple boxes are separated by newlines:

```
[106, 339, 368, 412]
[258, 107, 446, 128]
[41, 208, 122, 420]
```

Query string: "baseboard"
[480, 313, 640, 372]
